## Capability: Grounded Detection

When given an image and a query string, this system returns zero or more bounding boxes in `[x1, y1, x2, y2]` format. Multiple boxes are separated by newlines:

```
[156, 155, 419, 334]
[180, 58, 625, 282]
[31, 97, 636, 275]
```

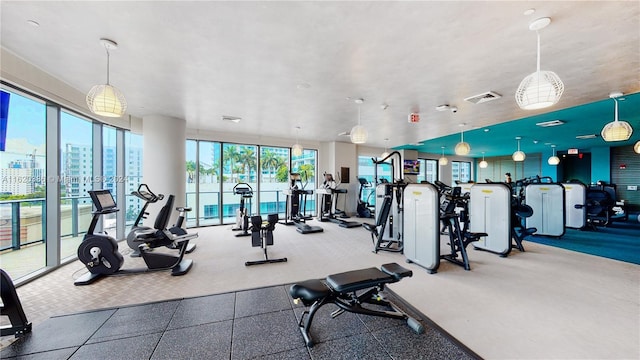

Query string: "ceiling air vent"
[464, 91, 502, 104]
[536, 119, 565, 127]
[576, 134, 598, 140]
[222, 115, 241, 123]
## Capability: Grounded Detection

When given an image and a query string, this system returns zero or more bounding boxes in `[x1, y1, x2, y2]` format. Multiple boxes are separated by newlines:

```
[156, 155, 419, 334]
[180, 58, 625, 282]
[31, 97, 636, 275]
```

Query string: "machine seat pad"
[523, 227, 537, 236]
[289, 279, 330, 302]
[381, 263, 412, 281]
[467, 232, 488, 239]
[326, 267, 394, 293]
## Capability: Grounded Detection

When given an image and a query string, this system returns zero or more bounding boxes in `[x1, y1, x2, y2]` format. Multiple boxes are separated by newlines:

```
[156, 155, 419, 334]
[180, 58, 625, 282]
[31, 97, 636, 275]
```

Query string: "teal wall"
[591, 147, 611, 184]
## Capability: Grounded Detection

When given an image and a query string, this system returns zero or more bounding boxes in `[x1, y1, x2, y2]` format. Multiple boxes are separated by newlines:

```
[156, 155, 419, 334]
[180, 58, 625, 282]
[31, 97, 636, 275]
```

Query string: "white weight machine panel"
[563, 182, 586, 229]
[525, 183, 565, 237]
[469, 183, 512, 256]
[403, 183, 440, 272]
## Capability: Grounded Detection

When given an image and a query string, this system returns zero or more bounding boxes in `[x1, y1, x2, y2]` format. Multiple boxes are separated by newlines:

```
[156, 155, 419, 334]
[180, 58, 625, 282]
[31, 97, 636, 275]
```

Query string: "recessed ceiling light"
[483, 128, 490, 132]
[296, 82, 311, 89]
[27, 19, 40, 27]
[523, 8, 536, 16]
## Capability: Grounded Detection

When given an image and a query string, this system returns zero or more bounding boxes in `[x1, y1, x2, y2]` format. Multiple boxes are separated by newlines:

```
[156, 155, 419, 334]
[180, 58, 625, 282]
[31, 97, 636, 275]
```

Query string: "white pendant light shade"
[292, 126, 303, 156]
[602, 121, 633, 142]
[86, 38, 127, 118]
[350, 125, 368, 144]
[455, 141, 471, 156]
[512, 137, 526, 162]
[86, 84, 127, 117]
[515, 17, 563, 110]
[516, 71, 564, 110]
[512, 151, 526, 162]
[634, 141, 640, 154]
[439, 147, 448, 166]
[547, 145, 560, 165]
[292, 143, 303, 157]
[479, 152, 488, 168]
[454, 124, 471, 155]
[601, 93, 633, 142]
[350, 99, 367, 144]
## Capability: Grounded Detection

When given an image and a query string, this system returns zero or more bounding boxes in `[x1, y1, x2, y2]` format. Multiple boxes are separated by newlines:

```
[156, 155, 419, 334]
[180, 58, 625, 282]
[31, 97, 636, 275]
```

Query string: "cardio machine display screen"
[89, 190, 117, 211]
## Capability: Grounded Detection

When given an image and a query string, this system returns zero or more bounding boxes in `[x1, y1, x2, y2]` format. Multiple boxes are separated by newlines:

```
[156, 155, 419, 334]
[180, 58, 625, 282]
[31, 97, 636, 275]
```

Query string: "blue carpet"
[525, 220, 640, 264]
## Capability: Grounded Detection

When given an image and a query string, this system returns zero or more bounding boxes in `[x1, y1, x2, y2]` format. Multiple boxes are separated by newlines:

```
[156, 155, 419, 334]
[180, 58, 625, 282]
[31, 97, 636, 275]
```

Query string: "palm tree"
[186, 160, 196, 183]
[261, 149, 279, 182]
[223, 145, 241, 182]
[274, 156, 288, 183]
[239, 147, 256, 182]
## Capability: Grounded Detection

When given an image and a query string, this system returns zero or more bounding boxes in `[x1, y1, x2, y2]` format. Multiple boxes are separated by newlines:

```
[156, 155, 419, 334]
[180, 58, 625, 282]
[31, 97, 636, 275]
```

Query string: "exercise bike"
[74, 189, 197, 286]
[231, 183, 253, 237]
[126, 183, 196, 256]
[356, 177, 374, 218]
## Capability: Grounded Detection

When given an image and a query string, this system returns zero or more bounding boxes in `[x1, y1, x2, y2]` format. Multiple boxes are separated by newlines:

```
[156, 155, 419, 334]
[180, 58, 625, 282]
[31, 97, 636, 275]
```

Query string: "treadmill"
[317, 174, 361, 228]
[281, 173, 323, 234]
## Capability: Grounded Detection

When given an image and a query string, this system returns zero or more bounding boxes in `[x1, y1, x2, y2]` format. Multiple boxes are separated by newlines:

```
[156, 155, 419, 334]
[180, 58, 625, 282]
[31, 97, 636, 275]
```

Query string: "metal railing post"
[11, 202, 20, 250]
[71, 197, 78, 237]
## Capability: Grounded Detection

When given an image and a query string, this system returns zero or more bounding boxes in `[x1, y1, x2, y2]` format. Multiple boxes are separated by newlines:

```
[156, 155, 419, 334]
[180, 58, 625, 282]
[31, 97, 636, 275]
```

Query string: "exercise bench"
[289, 263, 424, 347]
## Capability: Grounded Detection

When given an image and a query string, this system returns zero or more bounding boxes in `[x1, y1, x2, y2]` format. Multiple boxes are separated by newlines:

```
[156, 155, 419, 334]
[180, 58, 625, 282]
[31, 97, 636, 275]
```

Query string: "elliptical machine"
[126, 184, 196, 256]
[75, 189, 197, 286]
[231, 183, 253, 237]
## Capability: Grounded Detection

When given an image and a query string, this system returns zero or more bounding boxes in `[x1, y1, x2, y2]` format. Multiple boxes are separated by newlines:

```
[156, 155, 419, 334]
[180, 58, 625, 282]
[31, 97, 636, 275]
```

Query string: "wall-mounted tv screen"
[403, 159, 420, 175]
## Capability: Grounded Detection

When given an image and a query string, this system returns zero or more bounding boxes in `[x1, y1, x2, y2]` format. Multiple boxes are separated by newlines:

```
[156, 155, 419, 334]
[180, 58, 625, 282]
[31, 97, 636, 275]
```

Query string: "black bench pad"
[327, 267, 395, 293]
[290, 279, 330, 303]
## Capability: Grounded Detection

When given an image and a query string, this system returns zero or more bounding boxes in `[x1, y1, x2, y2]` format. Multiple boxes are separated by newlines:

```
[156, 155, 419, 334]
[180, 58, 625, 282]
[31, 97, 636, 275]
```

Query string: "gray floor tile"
[308, 332, 391, 360]
[0, 310, 114, 357]
[14, 347, 77, 360]
[372, 325, 475, 360]
[293, 304, 368, 345]
[87, 301, 179, 342]
[151, 320, 233, 360]
[252, 346, 311, 360]
[167, 292, 235, 329]
[69, 333, 162, 360]
[231, 310, 301, 360]
[234, 286, 292, 318]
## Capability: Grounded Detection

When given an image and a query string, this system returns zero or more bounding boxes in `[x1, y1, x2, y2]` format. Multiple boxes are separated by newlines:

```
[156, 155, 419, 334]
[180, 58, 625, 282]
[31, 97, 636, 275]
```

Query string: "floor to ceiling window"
[259, 146, 289, 216]
[0, 89, 47, 280]
[417, 159, 438, 183]
[451, 160, 471, 184]
[198, 141, 221, 226]
[291, 149, 317, 216]
[124, 131, 143, 233]
[222, 144, 257, 224]
[59, 111, 94, 261]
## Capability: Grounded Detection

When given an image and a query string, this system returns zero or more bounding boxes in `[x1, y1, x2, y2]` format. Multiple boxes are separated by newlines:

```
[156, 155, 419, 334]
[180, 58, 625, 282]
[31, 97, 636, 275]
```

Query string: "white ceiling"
[1, 1, 639, 150]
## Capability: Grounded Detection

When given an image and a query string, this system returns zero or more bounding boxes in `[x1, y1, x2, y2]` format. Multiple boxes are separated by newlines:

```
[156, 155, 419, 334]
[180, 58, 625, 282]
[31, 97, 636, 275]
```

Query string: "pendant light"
[454, 123, 471, 155]
[86, 38, 127, 117]
[381, 138, 390, 159]
[601, 92, 633, 142]
[292, 126, 303, 157]
[439, 146, 448, 166]
[634, 141, 640, 154]
[548, 145, 560, 165]
[479, 152, 488, 168]
[512, 136, 526, 162]
[515, 17, 564, 110]
[350, 98, 368, 144]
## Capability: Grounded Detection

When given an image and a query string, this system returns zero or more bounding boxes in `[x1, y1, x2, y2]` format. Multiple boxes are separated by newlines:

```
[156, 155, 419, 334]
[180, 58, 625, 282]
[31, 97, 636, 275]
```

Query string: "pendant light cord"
[105, 46, 111, 85]
[536, 31, 541, 73]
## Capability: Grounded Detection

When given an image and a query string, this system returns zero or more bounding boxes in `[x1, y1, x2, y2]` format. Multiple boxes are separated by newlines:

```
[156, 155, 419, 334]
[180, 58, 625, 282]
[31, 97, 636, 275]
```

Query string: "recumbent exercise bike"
[74, 189, 197, 286]
[126, 184, 196, 256]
